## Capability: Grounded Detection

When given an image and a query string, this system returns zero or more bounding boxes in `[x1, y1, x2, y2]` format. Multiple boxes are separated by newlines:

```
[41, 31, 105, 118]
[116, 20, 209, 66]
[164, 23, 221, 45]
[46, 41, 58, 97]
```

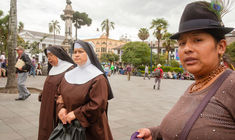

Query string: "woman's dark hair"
[204, 29, 235, 70]
[204, 29, 225, 43]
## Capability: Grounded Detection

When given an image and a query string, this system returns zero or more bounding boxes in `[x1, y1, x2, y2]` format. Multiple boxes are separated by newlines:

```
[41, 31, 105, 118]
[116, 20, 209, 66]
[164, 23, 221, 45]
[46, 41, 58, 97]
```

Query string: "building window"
[101, 47, 106, 52]
[96, 48, 100, 52]
[109, 42, 112, 45]
[96, 41, 100, 45]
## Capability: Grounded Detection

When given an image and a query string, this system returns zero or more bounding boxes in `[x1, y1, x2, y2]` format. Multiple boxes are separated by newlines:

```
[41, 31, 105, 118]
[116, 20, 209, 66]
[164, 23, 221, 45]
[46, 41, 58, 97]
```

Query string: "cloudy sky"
[0, 0, 235, 41]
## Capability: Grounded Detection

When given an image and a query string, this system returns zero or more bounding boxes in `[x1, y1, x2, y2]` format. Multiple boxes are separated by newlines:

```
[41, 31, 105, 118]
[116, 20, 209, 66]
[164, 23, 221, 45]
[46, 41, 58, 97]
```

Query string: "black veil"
[44, 45, 75, 73]
[73, 40, 114, 100]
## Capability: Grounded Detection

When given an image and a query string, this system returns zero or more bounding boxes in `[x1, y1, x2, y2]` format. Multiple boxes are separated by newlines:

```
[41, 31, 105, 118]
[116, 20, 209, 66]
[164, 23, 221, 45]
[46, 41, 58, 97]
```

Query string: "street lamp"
[149, 41, 155, 74]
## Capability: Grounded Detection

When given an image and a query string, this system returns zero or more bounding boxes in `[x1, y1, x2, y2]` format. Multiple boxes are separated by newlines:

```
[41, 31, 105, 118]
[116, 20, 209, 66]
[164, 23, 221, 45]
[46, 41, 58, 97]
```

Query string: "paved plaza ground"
[0, 75, 193, 140]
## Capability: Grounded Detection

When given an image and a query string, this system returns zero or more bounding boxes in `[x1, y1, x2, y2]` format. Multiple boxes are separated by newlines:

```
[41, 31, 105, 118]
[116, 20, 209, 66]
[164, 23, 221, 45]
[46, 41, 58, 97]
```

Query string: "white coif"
[49, 58, 73, 76]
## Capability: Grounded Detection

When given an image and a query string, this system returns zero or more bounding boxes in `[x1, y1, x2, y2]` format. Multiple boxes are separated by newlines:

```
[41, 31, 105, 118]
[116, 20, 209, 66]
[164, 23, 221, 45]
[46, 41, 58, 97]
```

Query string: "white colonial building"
[19, 30, 65, 62]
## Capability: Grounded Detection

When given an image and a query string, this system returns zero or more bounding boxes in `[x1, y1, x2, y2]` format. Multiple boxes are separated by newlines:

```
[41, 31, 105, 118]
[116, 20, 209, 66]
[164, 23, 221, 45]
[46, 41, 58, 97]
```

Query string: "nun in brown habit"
[38, 46, 75, 140]
[57, 40, 114, 140]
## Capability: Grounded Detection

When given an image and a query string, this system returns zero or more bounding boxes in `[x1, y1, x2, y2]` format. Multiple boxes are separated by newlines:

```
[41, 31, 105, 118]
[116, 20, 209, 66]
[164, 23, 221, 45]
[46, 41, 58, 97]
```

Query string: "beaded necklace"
[190, 65, 226, 93]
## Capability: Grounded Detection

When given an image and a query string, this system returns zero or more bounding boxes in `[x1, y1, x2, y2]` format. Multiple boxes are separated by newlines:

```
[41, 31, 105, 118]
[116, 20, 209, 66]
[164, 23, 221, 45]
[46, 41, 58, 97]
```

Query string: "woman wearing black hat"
[38, 46, 75, 140]
[56, 40, 114, 140]
[136, 1, 235, 140]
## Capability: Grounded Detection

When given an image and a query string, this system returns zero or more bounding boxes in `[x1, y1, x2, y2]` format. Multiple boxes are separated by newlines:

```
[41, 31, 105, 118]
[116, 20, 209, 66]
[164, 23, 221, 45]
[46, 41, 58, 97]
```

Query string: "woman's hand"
[137, 128, 152, 140]
[65, 111, 76, 124]
[57, 95, 64, 104]
[58, 108, 67, 124]
[38, 93, 42, 102]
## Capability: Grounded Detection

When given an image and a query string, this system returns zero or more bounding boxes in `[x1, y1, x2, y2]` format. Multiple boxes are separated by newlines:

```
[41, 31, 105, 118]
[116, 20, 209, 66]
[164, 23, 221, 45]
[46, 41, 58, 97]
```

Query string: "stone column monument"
[61, 0, 74, 53]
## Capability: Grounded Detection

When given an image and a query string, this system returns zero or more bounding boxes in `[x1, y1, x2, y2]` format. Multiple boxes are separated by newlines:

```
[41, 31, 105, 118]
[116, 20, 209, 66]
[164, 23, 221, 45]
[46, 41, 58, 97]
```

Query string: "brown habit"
[38, 70, 68, 140]
[150, 70, 235, 140]
[57, 75, 113, 140]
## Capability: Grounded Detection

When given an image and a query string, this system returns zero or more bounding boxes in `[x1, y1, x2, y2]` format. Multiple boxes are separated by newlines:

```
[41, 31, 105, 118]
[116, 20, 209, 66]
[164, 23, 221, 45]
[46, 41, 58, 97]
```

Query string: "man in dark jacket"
[15, 46, 32, 101]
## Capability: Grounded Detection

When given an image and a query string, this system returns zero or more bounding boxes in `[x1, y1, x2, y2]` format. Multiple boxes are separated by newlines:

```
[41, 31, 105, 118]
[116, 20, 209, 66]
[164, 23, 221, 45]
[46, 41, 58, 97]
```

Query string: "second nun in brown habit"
[57, 40, 114, 140]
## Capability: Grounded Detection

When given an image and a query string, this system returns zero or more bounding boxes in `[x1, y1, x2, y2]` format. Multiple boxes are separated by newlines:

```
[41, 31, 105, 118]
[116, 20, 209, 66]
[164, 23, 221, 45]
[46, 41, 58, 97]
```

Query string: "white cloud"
[0, 0, 235, 41]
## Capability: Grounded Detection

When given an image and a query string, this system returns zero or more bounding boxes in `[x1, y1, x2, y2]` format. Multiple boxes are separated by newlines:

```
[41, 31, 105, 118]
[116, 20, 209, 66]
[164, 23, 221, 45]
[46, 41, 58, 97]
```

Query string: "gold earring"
[220, 54, 224, 66]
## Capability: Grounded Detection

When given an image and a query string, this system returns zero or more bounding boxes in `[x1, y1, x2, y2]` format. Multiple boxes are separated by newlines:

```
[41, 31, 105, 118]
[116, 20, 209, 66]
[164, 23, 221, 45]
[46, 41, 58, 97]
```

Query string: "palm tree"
[150, 18, 168, 60]
[138, 28, 149, 42]
[18, 21, 24, 33]
[5, 0, 17, 92]
[101, 19, 115, 52]
[162, 32, 177, 65]
[73, 11, 92, 40]
[49, 20, 61, 45]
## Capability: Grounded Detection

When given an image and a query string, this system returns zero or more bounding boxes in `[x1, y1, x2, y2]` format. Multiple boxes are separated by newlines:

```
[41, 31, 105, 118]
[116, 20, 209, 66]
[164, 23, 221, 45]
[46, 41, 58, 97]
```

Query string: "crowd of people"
[28, 57, 43, 77]
[0, 52, 7, 78]
[0, 51, 44, 78]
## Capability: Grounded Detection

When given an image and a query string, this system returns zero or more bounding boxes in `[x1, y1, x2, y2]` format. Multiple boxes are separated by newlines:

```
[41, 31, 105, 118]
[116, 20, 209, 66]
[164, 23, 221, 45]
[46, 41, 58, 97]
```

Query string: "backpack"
[153, 68, 161, 77]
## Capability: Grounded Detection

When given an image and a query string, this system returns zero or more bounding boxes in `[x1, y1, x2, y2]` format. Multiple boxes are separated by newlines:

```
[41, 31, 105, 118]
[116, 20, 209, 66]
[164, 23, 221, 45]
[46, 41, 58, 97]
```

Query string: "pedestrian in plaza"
[144, 65, 150, 80]
[0, 51, 5, 61]
[1, 59, 7, 77]
[15, 46, 32, 101]
[29, 56, 36, 77]
[153, 64, 163, 90]
[136, 1, 235, 140]
[126, 64, 132, 81]
[167, 71, 173, 79]
[115, 65, 119, 74]
[36, 63, 42, 75]
[0, 58, 6, 77]
[177, 71, 182, 79]
[56, 40, 114, 140]
[104, 64, 111, 77]
[38, 46, 75, 140]
[111, 64, 115, 75]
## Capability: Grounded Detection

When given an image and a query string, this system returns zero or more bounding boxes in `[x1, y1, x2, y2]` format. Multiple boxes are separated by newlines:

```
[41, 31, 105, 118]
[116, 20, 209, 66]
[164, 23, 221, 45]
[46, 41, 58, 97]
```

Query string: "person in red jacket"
[153, 64, 163, 90]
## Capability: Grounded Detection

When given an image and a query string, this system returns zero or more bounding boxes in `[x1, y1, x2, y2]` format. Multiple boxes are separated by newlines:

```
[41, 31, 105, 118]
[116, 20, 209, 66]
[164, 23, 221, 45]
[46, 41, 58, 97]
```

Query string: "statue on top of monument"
[66, 0, 71, 5]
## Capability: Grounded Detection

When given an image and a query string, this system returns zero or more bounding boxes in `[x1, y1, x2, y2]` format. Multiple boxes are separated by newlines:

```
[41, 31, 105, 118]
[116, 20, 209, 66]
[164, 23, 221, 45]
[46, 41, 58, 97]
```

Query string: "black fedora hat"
[171, 1, 234, 39]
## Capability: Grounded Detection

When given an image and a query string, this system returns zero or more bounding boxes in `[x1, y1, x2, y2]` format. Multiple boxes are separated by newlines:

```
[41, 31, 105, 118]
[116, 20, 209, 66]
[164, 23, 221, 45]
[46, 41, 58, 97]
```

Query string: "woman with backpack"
[153, 64, 163, 90]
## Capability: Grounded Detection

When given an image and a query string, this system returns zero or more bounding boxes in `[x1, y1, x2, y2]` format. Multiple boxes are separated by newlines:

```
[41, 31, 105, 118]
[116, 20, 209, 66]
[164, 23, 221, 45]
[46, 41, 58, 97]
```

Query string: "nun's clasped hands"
[58, 108, 76, 124]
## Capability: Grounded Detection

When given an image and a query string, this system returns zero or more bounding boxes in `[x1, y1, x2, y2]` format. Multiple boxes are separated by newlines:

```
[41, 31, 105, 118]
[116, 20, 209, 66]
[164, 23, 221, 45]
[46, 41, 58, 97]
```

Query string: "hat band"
[179, 19, 222, 32]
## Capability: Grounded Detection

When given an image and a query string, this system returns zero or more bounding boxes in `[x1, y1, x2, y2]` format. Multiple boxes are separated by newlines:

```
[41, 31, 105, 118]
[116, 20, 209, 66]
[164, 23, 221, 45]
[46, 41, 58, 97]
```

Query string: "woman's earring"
[220, 54, 224, 66]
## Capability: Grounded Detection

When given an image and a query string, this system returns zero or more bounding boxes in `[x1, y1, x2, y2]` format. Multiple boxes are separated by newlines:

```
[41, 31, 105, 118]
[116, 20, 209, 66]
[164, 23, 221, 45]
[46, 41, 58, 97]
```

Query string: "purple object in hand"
[130, 132, 143, 140]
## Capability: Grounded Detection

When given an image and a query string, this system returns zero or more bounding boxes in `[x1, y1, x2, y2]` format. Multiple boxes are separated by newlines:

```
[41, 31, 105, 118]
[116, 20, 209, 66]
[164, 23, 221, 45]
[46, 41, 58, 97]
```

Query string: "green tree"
[162, 32, 177, 65]
[49, 20, 60, 45]
[72, 11, 92, 40]
[150, 18, 168, 60]
[5, 0, 17, 92]
[170, 60, 180, 67]
[121, 42, 151, 67]
[101, 19, 115, 52]
[138, 28, 149, 42]
[0, 10, 9, 53]
[100, 52, 119, 63]
[226, 42, 235, 66]
[152, 53, 167, 66]
[0, 10, 24, 54]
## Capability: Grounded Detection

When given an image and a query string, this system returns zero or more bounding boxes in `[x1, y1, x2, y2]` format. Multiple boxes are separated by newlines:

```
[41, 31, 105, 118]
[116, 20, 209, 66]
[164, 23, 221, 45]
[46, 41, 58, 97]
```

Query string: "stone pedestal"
[61, 0, 74, 54]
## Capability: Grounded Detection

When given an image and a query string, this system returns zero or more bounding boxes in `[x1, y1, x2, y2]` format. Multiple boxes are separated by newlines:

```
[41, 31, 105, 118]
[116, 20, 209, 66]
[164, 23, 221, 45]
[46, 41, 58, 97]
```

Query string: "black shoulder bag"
[49, 119, 86, 140]
[180, 70, 232, 140]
